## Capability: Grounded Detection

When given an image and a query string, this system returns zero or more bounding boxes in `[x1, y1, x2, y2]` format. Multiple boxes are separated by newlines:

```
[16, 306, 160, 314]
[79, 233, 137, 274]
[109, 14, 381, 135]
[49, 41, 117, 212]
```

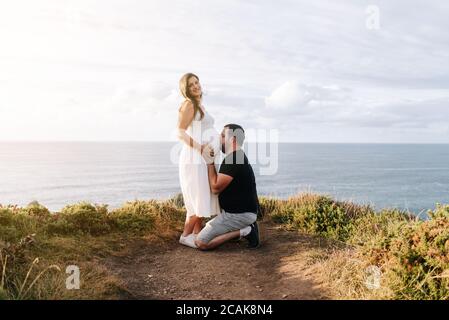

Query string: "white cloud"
[1, 0, 448, 142]
[101, 82, 178, 113]
[265, 81, 351, 110]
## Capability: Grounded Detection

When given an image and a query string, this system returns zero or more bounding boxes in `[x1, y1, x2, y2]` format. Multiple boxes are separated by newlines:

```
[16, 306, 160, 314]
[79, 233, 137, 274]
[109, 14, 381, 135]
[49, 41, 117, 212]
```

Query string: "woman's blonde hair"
[179, 73, 204, 120]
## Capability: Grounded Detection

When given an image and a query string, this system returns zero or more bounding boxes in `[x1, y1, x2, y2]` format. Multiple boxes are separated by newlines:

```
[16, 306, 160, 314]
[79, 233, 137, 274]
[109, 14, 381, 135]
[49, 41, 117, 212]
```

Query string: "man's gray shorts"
[197, 211, 257, 244]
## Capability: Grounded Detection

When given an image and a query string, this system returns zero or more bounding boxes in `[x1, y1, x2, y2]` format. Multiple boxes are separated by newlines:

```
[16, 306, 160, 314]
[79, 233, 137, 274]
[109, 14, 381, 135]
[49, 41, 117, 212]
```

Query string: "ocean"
[0, 142, 448, 215]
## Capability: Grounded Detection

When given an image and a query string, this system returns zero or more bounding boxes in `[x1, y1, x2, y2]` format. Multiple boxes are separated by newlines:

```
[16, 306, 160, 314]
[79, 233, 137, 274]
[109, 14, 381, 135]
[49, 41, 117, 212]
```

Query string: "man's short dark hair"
[224, 124, 245, 146]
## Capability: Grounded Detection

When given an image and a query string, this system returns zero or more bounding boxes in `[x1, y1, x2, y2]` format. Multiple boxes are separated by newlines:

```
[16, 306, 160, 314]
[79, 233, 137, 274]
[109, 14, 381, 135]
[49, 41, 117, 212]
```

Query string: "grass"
[0, 198, 185, 299]
[1, 193, 449, 300]
[260, 193, 449, 300]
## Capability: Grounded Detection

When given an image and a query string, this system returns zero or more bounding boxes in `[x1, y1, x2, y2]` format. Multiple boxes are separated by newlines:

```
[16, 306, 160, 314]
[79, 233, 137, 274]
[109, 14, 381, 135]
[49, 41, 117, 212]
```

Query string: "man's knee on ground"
[195, 239, 209, 250]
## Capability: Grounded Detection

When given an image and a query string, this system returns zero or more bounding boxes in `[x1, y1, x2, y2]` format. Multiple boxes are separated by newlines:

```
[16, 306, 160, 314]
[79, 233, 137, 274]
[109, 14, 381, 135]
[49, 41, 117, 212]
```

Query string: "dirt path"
[104, 221, 331, 300]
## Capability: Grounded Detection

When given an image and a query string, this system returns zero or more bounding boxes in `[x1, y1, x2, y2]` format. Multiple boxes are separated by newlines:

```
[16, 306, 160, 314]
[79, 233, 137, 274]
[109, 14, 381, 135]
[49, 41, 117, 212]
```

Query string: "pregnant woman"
[177, 73, 221, 248]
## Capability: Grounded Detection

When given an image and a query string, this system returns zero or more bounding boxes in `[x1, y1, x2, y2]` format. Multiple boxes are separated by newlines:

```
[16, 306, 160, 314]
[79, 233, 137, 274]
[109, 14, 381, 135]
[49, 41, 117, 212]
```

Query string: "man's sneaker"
[244, 222, 260, 249]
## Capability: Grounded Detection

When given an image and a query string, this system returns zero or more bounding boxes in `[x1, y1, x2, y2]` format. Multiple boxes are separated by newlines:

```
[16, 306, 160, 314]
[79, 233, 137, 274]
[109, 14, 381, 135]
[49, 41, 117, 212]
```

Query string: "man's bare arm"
[207, 163, 233, 194]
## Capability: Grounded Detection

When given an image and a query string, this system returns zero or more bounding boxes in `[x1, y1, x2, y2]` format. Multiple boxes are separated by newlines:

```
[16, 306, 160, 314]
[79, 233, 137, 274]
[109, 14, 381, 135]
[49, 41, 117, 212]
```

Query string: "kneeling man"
[195, 124, 260, 250]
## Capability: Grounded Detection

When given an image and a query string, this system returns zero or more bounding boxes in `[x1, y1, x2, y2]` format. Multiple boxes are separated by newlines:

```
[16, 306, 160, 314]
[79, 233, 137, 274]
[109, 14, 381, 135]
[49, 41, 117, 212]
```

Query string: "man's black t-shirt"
[218, 149, 259, 214]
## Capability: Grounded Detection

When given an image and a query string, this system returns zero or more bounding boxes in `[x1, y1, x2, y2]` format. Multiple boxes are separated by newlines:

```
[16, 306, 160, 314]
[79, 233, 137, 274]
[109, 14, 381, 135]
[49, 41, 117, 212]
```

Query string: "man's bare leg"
[195, 230, 240, 250]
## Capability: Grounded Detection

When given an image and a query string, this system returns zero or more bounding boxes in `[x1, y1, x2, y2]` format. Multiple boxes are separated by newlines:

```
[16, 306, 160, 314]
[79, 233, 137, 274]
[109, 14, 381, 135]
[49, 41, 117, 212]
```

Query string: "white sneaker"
[179, 234, 188, 245]
[187, 233, 198, 248]
[179, 234, 198, 249]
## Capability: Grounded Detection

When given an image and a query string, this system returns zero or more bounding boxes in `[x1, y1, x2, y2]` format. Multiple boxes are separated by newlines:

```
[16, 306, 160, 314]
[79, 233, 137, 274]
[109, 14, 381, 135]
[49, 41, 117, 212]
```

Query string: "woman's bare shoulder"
[179, 100, 194, 113]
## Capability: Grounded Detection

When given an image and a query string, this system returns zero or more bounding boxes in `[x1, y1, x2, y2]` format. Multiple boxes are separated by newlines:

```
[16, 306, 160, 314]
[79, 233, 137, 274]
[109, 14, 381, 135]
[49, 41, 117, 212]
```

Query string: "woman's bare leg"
[193, 218, 203, 235]
[182, 215, 200, 237]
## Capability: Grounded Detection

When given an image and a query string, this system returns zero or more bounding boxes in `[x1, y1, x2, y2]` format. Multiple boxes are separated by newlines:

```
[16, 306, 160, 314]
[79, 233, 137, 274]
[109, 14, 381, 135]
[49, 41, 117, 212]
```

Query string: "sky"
[1, 0, 449, 143]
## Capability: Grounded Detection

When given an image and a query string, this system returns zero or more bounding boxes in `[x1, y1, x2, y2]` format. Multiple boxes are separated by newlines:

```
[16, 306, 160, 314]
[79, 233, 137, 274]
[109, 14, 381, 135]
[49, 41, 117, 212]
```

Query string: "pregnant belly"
[201, 128, 221, 154]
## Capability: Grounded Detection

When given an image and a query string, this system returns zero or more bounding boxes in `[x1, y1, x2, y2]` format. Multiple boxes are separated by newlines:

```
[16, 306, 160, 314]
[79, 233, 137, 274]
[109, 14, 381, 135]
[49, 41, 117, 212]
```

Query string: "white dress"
[179, 106, 221, 218]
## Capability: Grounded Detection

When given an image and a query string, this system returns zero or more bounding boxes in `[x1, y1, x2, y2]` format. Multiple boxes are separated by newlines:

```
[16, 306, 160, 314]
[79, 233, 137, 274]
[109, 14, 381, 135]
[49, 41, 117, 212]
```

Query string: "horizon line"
[1, 140, 449, 145]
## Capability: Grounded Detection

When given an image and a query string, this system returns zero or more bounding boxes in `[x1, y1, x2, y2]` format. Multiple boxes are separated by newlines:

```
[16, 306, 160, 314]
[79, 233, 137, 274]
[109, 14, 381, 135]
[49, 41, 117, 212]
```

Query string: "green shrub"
[428, 204, 449, 219]
[0, 208, 14, 226]
[109, 200, 185, 233]
[270, 194, 354, 241]
[269, 195, 449, 299]
[109, 201, 157, 233]
[364, 205, 449, 299]
[0, 207, 40, 242]
[47, 202, 110, 236]
[152, 202, 185, 225]
[22, 201, 51, 220]
[349, 209, 413, 247]
[259, 197, 282, 219]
